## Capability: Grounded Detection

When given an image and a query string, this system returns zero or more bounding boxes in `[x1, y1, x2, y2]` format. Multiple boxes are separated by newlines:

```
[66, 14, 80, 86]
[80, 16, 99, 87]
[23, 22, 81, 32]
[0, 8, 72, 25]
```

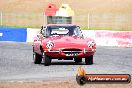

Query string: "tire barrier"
[82, 30, 132, 48]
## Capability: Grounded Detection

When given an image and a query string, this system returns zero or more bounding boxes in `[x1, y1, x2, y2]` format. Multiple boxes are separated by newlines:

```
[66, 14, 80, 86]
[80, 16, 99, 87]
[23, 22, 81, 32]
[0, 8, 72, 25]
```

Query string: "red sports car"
[33, 24, 96, 66]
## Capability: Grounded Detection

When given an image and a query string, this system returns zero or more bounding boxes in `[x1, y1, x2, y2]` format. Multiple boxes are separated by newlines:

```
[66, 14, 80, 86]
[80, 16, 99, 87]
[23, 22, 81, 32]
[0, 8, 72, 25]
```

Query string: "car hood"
[42, 36, 95, 49]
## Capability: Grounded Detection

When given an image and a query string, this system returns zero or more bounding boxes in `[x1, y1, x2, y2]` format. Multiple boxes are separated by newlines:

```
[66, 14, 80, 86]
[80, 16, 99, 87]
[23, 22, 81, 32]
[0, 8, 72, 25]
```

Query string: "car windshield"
[45, 26, 82, 37]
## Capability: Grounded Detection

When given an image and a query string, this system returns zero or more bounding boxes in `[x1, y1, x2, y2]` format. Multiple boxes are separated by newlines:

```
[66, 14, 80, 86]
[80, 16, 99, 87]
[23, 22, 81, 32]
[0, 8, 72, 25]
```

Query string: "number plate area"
[65, 52, 78, 56]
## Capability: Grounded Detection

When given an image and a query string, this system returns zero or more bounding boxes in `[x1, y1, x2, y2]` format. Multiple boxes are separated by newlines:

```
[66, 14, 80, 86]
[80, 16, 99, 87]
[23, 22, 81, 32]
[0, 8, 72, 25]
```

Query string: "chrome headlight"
[46, 41, 54, 49]
[87, 41, 95, 48]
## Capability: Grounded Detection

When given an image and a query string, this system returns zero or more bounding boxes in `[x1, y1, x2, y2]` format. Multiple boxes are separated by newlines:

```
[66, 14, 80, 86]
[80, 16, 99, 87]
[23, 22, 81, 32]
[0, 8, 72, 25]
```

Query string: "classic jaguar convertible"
[33, 24, 96, 66]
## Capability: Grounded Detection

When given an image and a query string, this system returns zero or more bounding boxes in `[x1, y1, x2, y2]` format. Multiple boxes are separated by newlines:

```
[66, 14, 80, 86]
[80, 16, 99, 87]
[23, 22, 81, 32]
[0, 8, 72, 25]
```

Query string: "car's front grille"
[62, 49, 82, 55]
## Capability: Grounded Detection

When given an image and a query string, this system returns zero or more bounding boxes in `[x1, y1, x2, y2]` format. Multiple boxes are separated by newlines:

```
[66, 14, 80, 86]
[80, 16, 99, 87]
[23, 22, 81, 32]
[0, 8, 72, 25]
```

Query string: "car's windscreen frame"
[45, 26, 82, 37]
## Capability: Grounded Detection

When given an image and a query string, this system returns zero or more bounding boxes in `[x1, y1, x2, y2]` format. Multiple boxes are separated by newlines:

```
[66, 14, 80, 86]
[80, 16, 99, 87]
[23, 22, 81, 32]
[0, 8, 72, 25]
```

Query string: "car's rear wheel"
[85, 55, 93, 65]
[42, 53, 51, 66]
[74, 58, 82, 63]
[33, 52, 42, 64]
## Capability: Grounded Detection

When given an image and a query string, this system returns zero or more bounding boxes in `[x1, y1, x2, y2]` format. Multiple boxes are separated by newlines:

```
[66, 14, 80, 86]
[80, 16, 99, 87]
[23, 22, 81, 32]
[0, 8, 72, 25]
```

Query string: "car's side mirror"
[78, 28, 84, 38]
[80, 30, 84, 38]
[80, 33, 84, 38]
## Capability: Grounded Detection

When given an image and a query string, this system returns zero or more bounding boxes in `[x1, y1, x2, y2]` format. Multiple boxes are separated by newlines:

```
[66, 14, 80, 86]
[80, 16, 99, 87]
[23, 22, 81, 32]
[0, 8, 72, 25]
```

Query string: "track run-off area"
[0, 42, 132, 81]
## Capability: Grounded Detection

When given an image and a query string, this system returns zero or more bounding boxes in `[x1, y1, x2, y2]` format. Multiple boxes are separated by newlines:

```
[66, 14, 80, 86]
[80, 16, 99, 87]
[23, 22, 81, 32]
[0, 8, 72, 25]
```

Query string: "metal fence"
[0, 12, 132, 31]
[73, 14, 132, 31]
[0, 12, 45, 28]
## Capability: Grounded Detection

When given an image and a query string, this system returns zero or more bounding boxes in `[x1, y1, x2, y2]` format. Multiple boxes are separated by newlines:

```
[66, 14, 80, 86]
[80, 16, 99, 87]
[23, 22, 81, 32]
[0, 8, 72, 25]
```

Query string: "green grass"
[0, 25, 40, 28]
[81, 26, 132, 31]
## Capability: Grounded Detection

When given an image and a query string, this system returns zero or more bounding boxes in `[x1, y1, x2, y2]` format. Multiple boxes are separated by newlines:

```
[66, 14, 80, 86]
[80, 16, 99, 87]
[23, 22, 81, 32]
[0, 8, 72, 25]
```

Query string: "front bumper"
[44, 48, 96, 58]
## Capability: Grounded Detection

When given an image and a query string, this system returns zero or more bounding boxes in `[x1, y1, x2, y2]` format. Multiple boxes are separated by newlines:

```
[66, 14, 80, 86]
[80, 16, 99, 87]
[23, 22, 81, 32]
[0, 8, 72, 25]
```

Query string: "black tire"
[42, 53, 51, 66]
[76, 75, 87, 85]
[33, 52, 42, 64]
[74, 58, 82, 63]
[85, 55, 93, 65]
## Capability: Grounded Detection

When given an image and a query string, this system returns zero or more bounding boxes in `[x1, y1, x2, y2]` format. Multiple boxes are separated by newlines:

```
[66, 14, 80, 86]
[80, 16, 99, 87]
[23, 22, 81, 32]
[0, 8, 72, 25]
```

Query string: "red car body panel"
[33, 24, 96, 59]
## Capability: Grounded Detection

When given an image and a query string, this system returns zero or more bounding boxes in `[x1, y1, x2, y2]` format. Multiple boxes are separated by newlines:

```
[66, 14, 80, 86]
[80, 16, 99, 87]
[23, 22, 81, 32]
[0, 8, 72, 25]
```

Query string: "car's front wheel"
[33, 52, 42, 64]
[85, 55, 93, 65]
[42, 53, 51, 66]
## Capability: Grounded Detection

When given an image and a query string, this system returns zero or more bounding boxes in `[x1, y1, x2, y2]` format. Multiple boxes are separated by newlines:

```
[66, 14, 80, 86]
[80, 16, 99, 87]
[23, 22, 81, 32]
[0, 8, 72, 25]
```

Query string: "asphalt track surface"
[0, 42, 132, 82]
